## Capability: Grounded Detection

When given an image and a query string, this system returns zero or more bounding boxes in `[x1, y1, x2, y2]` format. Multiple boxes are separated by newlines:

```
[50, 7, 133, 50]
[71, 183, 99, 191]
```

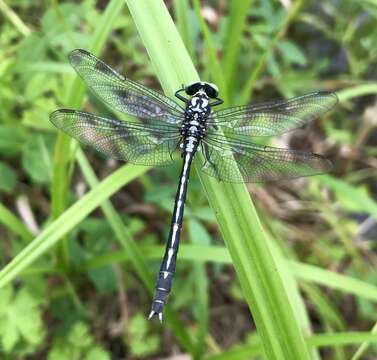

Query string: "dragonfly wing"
[50, 109, 181, 166]
[201, 134, 332, 183]
[69, 49, 183, 125]
[209, 92, 338, 137]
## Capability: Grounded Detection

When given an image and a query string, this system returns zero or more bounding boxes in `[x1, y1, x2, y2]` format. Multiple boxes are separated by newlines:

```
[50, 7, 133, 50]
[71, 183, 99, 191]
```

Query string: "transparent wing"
[50, 109, 181, 166]
[201, 134, 332, 183]
[69, 49, 184, 125]
[208, 92, 338, 137]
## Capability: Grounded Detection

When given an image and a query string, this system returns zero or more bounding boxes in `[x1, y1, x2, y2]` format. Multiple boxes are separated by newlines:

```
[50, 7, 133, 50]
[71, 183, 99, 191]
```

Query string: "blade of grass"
[336, 83, 377, 101]
[188, 220, 209, 360]
[125, 1, 311, 358]
[0, 203, 34, 242]
[84, 244, 377, 302]
[290, 260, 377, 302]
[127, 0, 310, 359]
[352, 322, 377, 360]
[267, 239, 321, 360]
[206, 332, 377, 360]
[300, 283, 346, 330]
[222, 0, 253, 100]
[0, 0, 31, 36]
[300, 283, 346, 358]
[172, 0, 196, 64]
[315, 175, 377, 219]
[307, 332, 377, 347]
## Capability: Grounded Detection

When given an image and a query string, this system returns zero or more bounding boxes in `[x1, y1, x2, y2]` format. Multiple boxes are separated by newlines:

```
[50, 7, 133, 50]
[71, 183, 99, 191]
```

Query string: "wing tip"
[317, 90, 339, 105]
[68, 48, 91, 66]
[49, 109, 75, 128]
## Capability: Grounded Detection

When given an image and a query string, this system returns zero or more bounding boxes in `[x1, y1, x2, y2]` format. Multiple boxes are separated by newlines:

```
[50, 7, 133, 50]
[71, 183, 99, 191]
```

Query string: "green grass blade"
[222, 0, 253, 99]
[207, 332, 377, 360]
[172, 0, 196, 63]
[84, 244, 377, 302]
[337, 83, 377, 101]
[125, 1, 312, 358]
[188, 220, 209, 359]
[300, 283, 346, 330]
[290, 261, 377, 302]
[307, 332, 377, 347]
[352, 323, 377, 360]
[0, 0, 31, 36]
[0, 203, 33, 242]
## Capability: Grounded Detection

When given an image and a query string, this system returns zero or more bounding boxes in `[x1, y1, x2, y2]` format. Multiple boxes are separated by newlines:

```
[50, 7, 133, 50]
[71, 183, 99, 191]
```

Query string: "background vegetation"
[0, 0, 377, 359]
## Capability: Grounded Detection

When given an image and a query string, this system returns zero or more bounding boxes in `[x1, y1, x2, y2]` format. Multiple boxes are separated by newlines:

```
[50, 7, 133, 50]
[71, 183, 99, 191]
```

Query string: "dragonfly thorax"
[186, 92, 211, 119]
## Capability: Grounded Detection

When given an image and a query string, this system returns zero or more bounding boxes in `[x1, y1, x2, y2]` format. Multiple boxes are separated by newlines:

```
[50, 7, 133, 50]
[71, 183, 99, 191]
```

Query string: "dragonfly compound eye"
[204, 83, 219, 98]
[185, 82, 201, 95]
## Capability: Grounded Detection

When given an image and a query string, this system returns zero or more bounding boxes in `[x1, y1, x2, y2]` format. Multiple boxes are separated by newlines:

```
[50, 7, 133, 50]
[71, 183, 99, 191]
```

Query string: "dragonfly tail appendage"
[148, 271, 174, 322]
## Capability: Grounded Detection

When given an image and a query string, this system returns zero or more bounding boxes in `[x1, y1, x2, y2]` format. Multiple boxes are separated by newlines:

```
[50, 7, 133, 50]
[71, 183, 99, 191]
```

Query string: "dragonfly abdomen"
[149, 151, 194, 321]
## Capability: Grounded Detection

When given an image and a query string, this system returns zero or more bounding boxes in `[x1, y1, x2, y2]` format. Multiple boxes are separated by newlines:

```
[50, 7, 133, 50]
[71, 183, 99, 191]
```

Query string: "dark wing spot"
[94, 60, 110, 73]
[61, 109, 76, 114]
[114, 89, 131, 100]
[77, 49, 90, 55]
[83, 113, 98, 126]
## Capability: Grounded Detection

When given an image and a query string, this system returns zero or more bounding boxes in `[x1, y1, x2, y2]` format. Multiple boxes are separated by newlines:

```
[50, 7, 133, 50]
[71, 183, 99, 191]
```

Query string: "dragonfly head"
[185, 81, 219, 99]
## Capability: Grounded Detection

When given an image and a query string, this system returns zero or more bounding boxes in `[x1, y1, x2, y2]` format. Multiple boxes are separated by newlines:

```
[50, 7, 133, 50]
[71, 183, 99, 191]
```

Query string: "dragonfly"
[50, 49, 338, 322]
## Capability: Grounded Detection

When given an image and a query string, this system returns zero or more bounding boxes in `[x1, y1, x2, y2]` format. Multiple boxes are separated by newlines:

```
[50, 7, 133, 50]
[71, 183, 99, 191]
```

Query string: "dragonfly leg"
[175, 88, 189, 103]
[210, 97, 224, 106]
[202, 143, 220, 177]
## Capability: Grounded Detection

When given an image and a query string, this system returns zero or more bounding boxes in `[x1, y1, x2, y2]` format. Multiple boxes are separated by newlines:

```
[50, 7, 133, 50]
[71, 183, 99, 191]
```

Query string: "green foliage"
[48, 322, 110, 360]
[0, 287, 45, 355]
[22, 134, 54, 184]
[126, 314, 160, 357]
[0, 0, 377, 359]
[0, 161, 17, 193]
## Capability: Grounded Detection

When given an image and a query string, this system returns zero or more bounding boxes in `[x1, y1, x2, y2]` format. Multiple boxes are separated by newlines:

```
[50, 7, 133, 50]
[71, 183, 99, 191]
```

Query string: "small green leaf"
[68, 322, 92, 349]
[0, 161, 16, 193]
[48, 321, 111, 360]
[22, 134, 54, 184]
[277, 41, 307, 66]
[88, 266, 118, 294]
[85, 347, 111, 360]
[0, 287, 45, 353]
[127, 314, 160, 357]
[0, 125, 27, 156]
